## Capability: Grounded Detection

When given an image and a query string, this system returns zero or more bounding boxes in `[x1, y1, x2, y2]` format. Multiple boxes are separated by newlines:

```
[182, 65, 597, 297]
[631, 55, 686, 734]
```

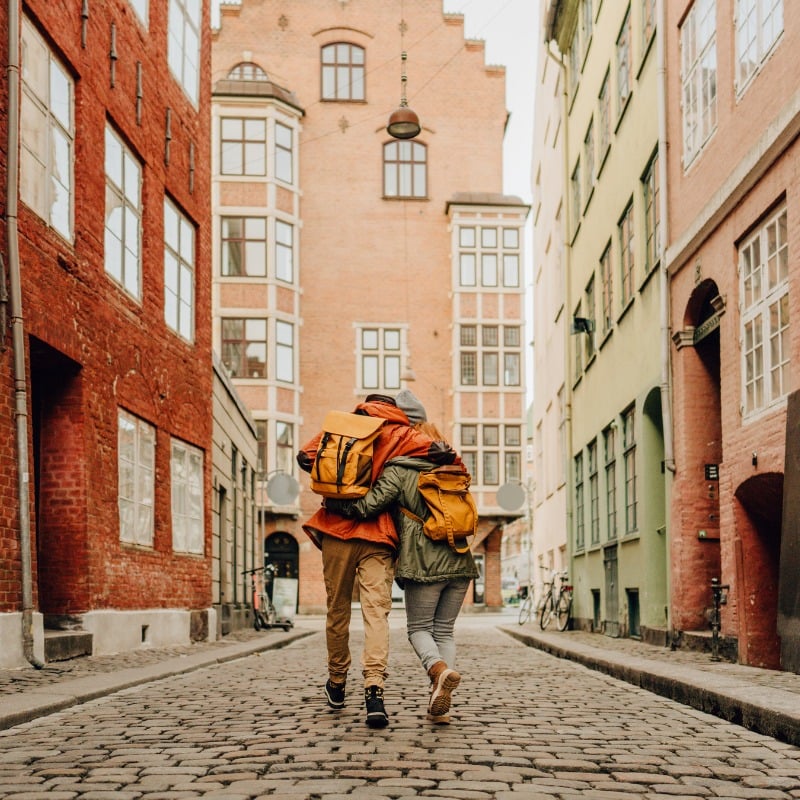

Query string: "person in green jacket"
[327, 391, 478, 724]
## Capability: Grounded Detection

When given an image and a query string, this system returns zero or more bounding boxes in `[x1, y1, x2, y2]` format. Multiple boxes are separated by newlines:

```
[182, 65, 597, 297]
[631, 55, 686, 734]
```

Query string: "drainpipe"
[656, 0, 674, 475]
[655, 0, 676, 639]
[6, 0, 43, 668]
[544, 41, 573, 570]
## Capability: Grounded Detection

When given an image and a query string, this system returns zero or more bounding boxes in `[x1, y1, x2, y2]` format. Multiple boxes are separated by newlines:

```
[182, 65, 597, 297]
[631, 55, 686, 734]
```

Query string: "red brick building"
[666, 0, 799, 668]
[211, 1, 529, 613]
[0, 0, 213, 666]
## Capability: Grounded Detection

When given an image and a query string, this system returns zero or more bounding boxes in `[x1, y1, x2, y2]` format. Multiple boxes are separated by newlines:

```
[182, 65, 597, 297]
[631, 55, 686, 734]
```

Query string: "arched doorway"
[672, 279, 724, 630]
[265, 532, 299, 613]
[734, 473, 783, 669]
[641, 387, 667, 633]
[265, 531, 299, 580]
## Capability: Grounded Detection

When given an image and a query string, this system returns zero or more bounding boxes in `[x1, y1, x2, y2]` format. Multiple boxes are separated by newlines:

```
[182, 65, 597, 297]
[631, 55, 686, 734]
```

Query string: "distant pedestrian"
[297, 393, 459, 728]
[327, 390, 478, 724]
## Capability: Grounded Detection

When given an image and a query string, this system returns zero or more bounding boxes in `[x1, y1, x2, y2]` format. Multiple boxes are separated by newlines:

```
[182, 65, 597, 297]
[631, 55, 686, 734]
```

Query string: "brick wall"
[1, 0, 214, 618]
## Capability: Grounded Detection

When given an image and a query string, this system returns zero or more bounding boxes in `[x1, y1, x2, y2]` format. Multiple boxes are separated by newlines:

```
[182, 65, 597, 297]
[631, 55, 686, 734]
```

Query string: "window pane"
[482, 254, 497, 286]
[483, 353, 499, 385]
[363, 355, 379, 388]
[503, 254, 519, 287]
[461, 425, 477, 446]
[460, 254, 476, 286]
[384, 355, 400, 389]
[502, 228, 519, 248]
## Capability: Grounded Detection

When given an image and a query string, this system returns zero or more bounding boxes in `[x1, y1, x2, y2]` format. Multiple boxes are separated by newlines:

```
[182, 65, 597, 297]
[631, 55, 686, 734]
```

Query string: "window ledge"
[617, 296, 635, 325]
[614, 91, 633, 133]
[639, 261, 660, 292]
[382, 195, 429, 202]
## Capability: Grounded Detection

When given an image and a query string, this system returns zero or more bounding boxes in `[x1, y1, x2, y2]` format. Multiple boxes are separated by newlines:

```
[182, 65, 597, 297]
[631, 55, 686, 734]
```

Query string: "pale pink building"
[665, 0, 799, 668]
[212, 1, 530, 613]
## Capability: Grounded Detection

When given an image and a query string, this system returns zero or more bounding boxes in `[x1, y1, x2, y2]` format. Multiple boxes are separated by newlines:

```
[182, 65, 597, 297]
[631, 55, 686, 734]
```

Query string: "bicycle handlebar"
[241, 564, 277, 576]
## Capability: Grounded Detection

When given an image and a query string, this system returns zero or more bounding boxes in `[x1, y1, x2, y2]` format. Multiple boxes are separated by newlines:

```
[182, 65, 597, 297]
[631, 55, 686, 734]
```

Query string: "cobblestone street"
[1, 617, 800, 799]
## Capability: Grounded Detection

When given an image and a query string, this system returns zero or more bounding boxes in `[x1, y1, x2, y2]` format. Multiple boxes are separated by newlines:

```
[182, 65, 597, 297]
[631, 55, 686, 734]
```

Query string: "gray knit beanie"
[395, 389, 427, 424]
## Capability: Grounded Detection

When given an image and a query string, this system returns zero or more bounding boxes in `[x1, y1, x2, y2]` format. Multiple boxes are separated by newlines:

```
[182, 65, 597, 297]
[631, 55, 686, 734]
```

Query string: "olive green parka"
[327, 456, 479, 589]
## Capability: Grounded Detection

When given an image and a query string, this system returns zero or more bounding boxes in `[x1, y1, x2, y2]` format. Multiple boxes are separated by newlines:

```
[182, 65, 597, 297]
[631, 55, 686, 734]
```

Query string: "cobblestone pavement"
[2, 618, 800, 799]
[0, 628, 278, 696]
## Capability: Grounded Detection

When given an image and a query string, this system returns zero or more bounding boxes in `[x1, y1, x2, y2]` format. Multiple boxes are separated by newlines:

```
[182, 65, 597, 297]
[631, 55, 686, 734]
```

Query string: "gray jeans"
[404, 578, 471, 673]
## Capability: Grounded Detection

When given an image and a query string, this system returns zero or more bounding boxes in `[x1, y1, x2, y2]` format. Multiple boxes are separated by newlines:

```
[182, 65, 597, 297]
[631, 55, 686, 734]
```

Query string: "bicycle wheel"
[555, 590, 573, 631]
[517, 595, 532, 625]
[538, 593, 554, 630]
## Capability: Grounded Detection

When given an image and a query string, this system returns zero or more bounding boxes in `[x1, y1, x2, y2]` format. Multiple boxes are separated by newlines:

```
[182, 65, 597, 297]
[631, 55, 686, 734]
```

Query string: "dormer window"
[227, 62, 268, 81]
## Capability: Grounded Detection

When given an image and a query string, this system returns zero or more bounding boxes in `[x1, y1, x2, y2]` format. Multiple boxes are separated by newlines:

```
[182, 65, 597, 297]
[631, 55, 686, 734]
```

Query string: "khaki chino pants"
[321, 534, 395, 689]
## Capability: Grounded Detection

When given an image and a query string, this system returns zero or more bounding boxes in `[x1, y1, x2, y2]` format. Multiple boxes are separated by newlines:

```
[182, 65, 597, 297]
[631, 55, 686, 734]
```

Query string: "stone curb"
[501, 626, 800, 747]
[0, 629, 316, 732]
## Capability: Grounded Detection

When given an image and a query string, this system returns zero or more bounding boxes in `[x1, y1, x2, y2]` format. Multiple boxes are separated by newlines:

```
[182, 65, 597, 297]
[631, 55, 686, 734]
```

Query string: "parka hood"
[354, 398, 410, 425]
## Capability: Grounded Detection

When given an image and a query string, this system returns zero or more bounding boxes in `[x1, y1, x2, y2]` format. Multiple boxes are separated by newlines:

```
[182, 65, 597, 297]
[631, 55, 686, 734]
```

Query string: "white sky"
[442, 0, 539, 203]
[443, 0, 540, 405]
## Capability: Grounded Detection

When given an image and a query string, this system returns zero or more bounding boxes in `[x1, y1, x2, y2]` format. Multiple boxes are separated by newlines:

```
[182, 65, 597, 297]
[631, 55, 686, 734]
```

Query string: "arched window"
[227, 62, 268, 81]
[383, 140, 427, 199]
[321, 43, 365, 100]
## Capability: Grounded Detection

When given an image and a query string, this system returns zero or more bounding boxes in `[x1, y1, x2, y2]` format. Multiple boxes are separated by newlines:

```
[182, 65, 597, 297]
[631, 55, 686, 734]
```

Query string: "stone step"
[44, 630, 93, 663]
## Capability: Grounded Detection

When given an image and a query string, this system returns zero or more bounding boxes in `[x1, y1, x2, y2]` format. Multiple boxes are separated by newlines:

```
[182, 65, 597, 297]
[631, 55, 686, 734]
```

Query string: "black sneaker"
[364, 685, 389, 728]
[325, 679, 346, 709]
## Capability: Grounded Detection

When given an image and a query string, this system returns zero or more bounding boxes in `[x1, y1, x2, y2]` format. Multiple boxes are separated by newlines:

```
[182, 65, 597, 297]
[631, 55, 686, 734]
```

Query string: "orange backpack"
[309, 411, 385, 499]
[403, 465, 478, 553]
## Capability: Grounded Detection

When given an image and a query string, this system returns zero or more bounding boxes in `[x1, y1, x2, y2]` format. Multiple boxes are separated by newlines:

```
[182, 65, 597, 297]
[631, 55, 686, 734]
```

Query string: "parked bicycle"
[242, 565, 293, 632]
[517, 586, 534, 625]
[537, 569, 573, 631]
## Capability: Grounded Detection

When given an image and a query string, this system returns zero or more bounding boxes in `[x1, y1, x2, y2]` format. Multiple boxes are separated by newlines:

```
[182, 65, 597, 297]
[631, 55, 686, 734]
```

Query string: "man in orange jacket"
[297, 391, 457, 728]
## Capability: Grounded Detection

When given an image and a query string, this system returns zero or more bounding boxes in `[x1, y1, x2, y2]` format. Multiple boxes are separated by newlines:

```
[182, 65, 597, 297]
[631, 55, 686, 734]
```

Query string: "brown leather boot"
[427, 660, 461, 722]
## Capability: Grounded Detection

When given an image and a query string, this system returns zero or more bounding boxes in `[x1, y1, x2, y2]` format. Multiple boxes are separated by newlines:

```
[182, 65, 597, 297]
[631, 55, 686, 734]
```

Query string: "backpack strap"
[399, 506, 424, 524]
[400, 506, 471, 553]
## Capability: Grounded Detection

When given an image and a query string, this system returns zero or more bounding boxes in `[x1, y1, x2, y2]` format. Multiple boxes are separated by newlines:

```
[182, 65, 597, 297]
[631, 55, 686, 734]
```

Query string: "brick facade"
[665, 1, 800, 668]
[212, 1, 527, 613]
[0, 0, 213, 663]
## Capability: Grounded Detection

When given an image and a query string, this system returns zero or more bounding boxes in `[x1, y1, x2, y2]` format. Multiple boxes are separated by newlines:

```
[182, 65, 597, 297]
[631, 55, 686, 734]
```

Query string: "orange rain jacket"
[297, 397, 458, 551]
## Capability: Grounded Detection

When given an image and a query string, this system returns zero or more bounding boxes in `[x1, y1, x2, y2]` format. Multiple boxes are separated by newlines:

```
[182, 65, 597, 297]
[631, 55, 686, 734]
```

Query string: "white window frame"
[623, 406, 637, 534]
[275, 219, 294, 283]
[220, 117, 267, 177]
[383, 140, 427, 199]
[321, 42, 365, 101]
[275, 320, 294, 383]
[275, 421, 294, 476]
[20, 17, 74, 241]
[171, 438, 204, 554]
[221, 317, 268, 378]
[164, 198, 195, 341]
[104, 125, 142, 300]
[616, 7, 631, 117]
[681, 0, 717, 167]
[583, 118, 595, 202]
[221, 216, 267, 278]
[275, 122, 293, 184]
[740, 206, 789, 417]
[458, 224, 521, 290]
[358, 326, 403, 392]
[118, 410, 155, 547]
[459, 324, 521, 387]
[167, 0, 201, 106]
[735, 0, 783, 95]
